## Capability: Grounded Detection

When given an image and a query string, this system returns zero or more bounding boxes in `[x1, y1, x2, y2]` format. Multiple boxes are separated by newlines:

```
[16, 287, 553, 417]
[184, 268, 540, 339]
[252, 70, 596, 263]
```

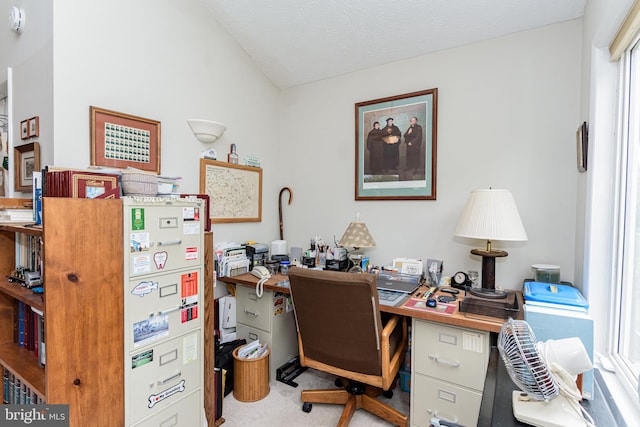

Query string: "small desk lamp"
[339, 214, 376, 272]
[454, 189, 527, 298]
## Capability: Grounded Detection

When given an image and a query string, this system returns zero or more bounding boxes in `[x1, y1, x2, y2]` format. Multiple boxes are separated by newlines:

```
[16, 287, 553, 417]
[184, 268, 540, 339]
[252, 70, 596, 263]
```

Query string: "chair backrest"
[288, 267, 383, 376]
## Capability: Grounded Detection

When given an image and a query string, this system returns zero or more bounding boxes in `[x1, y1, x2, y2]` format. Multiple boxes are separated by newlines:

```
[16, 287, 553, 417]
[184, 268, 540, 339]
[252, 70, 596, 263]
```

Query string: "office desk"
[222, 273, 522, 426]
[223, 274, 519, 333]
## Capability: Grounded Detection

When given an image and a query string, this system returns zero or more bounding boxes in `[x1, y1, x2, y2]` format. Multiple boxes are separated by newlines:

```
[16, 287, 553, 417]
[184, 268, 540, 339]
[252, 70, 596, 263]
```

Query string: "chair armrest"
[380, 315, 408, 390]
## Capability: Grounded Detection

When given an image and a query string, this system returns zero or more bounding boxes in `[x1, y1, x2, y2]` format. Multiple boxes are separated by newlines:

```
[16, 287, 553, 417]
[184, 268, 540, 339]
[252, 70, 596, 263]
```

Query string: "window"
[612, 37, 640, 396]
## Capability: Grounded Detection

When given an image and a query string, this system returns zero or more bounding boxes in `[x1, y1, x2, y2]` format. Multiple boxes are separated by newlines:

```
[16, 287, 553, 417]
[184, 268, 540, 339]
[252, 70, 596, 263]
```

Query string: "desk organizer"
[459, 291, 520, 319]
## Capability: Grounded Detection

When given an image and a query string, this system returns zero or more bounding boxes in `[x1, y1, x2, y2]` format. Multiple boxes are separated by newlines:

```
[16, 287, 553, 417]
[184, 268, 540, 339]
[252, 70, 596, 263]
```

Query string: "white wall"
[280, 21, 583, 291]
[0, 0, 53, 197]
[1, 2, 584, 292]
[50, 0, 282, 245]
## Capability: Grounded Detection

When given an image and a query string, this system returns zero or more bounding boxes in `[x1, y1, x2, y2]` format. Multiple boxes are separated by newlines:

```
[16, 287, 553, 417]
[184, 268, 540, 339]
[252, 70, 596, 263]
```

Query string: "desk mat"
[403, 298, 456, 315]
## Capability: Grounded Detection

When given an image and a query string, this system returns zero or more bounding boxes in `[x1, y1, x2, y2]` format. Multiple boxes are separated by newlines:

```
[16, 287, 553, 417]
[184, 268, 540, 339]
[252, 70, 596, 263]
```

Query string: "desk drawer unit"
[236, 285, 272, 332]
[235, 287, 298, 381]
[412, 374, 482, 427]
[411, 319, 489, 427]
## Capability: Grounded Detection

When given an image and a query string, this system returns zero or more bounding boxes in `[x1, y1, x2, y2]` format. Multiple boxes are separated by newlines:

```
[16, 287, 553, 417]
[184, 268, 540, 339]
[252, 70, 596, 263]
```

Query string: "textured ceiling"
[202, 0, 586, 89]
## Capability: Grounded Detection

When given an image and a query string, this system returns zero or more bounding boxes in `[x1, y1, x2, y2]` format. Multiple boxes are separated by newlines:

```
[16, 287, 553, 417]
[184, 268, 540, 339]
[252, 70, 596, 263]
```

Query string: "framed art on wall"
[576, 121, 588, 173]
[90, 106, 161, 174]
[199, 159, 262, 223]
[28, 116, 39, 137]
[355, 88, 438, 200]
[14, 141, 40, 192]
[20, 120, 28, 140]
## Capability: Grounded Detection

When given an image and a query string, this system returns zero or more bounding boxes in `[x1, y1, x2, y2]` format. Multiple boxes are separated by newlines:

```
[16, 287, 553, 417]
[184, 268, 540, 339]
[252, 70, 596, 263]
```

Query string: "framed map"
[199, 159, 262, 223]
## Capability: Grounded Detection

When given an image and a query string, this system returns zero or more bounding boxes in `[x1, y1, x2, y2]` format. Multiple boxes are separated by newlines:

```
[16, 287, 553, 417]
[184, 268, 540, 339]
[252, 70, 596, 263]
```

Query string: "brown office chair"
[288, 267, 409, 427]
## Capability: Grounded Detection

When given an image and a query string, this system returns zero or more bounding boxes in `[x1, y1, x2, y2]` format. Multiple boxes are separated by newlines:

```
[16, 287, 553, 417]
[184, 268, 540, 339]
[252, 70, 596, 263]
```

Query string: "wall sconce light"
[187, 119, 227, 143]
[9, 7, 25, 34]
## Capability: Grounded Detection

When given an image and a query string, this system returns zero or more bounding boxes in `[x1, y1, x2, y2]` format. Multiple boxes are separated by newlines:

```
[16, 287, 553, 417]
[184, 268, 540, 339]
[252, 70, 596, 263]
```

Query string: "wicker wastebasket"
[232, 345, 270, 402]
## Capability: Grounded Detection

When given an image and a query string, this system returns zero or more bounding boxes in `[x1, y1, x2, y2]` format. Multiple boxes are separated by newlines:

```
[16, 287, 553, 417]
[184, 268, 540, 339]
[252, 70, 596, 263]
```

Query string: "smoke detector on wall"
[9, 7, 25, 34]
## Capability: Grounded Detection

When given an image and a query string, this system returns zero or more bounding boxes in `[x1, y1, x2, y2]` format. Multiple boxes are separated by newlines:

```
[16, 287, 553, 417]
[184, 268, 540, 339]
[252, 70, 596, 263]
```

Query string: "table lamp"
[454, 189, 527, 298]
[339, 214, 376, 272]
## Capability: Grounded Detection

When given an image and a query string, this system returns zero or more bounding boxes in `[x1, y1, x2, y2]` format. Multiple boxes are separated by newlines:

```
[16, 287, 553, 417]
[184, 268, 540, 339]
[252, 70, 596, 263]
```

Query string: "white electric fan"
[497, 318, 595, 427]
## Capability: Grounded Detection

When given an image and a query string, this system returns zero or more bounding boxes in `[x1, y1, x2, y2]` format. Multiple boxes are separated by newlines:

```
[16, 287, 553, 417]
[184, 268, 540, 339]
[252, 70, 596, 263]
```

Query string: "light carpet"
[220, 369, 411, 426]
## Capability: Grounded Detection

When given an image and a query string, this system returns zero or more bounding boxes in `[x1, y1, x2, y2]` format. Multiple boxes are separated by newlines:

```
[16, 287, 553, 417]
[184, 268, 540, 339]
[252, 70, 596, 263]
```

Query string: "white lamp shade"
[339, 222, 376, 248]
[455, 189, 527, 241]
[187, 119, 227, 143]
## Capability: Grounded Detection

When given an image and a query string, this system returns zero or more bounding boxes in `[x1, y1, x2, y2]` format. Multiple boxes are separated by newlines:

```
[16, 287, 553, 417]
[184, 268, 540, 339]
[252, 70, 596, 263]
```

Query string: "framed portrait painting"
[355, 88, 437, 200]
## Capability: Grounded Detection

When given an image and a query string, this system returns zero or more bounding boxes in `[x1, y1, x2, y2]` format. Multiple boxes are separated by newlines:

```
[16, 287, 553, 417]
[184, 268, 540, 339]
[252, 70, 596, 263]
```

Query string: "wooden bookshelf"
[0, 281, 44, 311]
[0, 207, 45, 405]
[0, 197, 215, 426]
[0, 343, 45, 396]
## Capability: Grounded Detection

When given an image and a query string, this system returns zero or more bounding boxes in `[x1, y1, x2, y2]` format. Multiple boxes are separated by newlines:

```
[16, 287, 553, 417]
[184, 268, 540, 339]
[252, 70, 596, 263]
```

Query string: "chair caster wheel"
[302, 402, 312, 413]
[383, 390, 393, 399]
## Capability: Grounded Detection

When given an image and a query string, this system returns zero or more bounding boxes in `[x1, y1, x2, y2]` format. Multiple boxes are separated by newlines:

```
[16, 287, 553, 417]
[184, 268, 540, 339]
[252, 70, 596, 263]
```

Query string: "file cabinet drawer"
[127, 269, 202, 350]
[413, 319, 489, 391]
[132, 390, 201, 427]
[411, 373, 482, 427]
[236, 285, 272, 332]
[127, 332, 202, 424]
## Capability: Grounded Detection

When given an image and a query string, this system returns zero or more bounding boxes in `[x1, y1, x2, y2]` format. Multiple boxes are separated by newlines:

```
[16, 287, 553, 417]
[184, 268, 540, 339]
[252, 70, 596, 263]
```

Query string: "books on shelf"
[43, 167, 121, 199]
[2, 367, 45, 404]
[11, 301, 45, 366]
[33, 171, 42, 224]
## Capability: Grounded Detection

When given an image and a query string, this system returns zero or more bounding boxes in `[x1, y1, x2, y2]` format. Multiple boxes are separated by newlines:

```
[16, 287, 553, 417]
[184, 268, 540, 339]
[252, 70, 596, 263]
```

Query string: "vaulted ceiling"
[202, 0, 586, 89]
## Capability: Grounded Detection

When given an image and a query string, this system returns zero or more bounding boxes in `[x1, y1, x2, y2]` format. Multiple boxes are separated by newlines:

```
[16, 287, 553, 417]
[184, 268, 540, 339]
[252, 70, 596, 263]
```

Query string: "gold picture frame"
[14, 141, 40, 192]
[90, 106, 161, 174]
[199, 159, 262, 223]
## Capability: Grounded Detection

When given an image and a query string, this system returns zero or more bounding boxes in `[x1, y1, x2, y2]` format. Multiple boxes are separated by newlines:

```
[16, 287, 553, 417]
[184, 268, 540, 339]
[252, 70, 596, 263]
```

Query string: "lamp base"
[470, 248, 508, 297]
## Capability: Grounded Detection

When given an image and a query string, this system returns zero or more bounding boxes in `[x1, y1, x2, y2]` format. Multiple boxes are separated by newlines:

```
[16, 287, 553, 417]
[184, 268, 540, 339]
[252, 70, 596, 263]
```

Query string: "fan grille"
[497, 319, 559, 401]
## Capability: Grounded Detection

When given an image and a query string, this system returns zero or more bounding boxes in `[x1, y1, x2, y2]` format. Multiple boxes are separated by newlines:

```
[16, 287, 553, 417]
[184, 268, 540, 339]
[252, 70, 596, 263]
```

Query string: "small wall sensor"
[9, 7, 25, 34]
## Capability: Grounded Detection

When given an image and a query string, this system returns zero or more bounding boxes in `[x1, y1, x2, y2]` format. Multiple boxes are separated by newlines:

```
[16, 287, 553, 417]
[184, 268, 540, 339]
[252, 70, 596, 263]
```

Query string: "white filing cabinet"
[235, 284, 298, 381]
[411, 319, 489, 427]
[123, 197, 205, 426]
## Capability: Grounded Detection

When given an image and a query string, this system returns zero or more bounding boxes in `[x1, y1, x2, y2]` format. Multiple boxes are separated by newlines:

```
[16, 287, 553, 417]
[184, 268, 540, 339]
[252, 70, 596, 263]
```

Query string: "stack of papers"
[237, 339, 269, 359]
[0, 208, 33, 223]
[157, 175, 181, 195]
